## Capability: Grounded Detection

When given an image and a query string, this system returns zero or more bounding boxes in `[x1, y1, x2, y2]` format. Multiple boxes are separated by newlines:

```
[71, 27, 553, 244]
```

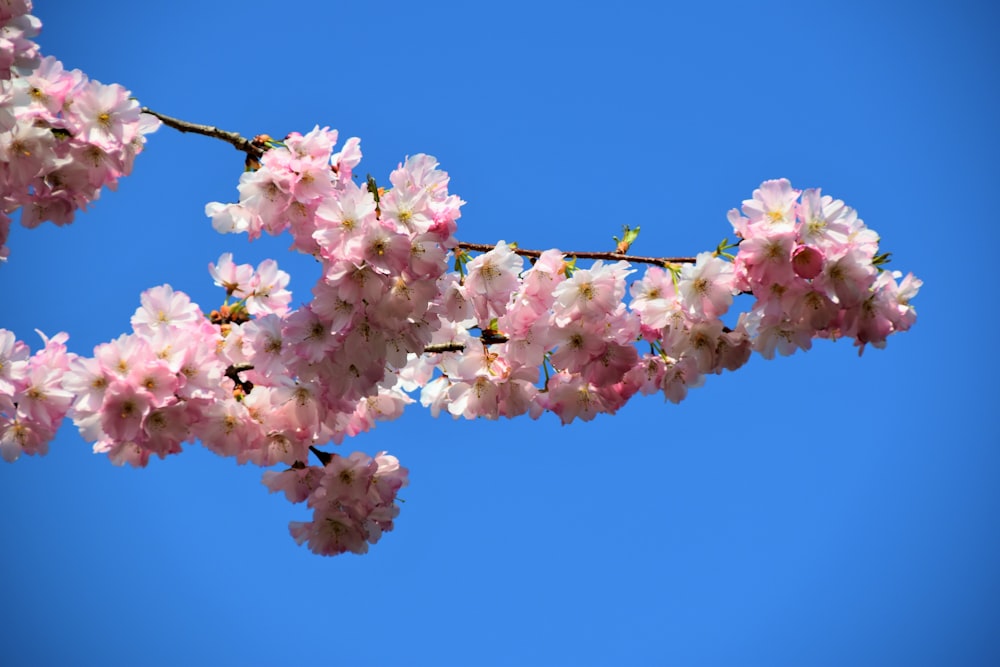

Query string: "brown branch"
[423, 329, 510, 355]
[455, 242, 696, 267]
[141, 107, 265, 159]
[141, 109, 697, 269]
[423, 343, 468, 354]
[224, 363, 255, 395]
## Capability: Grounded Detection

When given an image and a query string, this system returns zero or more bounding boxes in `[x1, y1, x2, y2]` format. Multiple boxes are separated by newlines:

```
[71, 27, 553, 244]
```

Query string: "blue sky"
[1, 1, 998, 665]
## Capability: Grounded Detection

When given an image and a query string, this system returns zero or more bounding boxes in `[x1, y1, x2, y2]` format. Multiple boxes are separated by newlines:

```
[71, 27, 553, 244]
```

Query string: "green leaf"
[613, 225, 641, 253]
[872, 251, 892, 268]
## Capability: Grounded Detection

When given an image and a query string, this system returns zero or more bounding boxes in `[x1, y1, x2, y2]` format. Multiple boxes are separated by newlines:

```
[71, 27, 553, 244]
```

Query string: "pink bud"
[792, 245, 824, 279]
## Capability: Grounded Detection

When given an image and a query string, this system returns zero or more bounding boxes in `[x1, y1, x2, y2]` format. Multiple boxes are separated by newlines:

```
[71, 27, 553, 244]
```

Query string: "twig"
[224, 363, 255, 395]
[455, 242, 697, 266]
[142, 109, 699, 270]
[141, 107, 265, 159]
[423, 343, 469, 354]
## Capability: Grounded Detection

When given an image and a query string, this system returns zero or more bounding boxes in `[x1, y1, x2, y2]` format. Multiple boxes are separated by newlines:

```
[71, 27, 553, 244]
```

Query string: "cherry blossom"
[0, 8, 921, 558]
[0, 4, 159, 260]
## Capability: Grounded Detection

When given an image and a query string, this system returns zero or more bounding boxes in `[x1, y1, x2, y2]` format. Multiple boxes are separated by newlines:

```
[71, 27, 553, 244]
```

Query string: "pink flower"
[1, 412, 48, 462]
[741, 178, 799, 228]
[63, 355, 109, 414]
[463, 240, 523, 323]
[205, 202, 259, 237]
[0, 122, 51, 186]
[130, 285, 200, 334]
[541, 372, 606, 424]
[209, 253, 254, 296]
[736, 227, 796, 288]
[348, 221, 411, 277]
[142, 403, 191, 457]
[191, 399, 263, 459]
[242, 314, 289, 378]
[0, 328, 29, 395]
[742, 309, 813, 360]
[552, 260, 632, 326]
[679, 252, 735, 319]
[331, 136, 362, 180]
[236, 166, 291, 232]
[99, 380, 153, 442]
[125, 359, 178, 406]
[313, 180, 377, 258]
[71, 80, 142, 151]
[262, 465, 325, 504]
[379, 185, 432, 235]
[814, 247, 877, 308]
[243, 259, 291, 316]
[289, 510, 370, 556]
[661, 357, 703, 404]
[629, 266, 679, 331]
[447, 376, 501, 419]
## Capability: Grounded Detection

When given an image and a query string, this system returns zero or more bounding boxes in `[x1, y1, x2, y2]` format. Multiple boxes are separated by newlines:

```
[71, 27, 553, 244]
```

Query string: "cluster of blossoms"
[0, 129, 921, 555]
[0, 9, 921, 554]
[0, 0, 159, 261]
[407, 179, 921, 424]
[728, 179, 921, 355]
[0, 0, 39, 79]
[0, 328, 73, 462]
[61, 284, 226, 467]
[263, 451, 407, 555]
[1, 255, 408, 555]
[14, 127, 460, 555]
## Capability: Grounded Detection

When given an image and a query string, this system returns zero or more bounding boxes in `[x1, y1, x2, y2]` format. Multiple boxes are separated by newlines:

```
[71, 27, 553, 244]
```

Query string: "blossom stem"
[143, 107, 700, 268]
[423, 342, 469, 354]
[455, 242, 696, 267]
[140, 107, 265, 159]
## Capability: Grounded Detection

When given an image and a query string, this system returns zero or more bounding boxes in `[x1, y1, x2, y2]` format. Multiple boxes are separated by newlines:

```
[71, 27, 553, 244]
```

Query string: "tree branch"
[224, 363, 255, 395]
[142, 108, 698, 269]
[423, 343, 469, 354]
[141, 107, 265, 159]
[455, 242, 697, 266]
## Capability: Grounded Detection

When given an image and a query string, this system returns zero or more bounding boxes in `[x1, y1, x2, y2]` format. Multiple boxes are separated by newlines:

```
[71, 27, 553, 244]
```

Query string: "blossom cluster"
[408, 244, 750, 423]
[0, 328, 73, 462]
[59, 285, 227, 467]
[1, 110, 920, 556]
[728, 179, 921, 356]
[205, 126, 463, 445]
[408, 180, 920, 424]
[0, 1, 38, 78]
[0, 1, 159, 261]
[263, 451, 408, 556]
[200, 147, 919, 432]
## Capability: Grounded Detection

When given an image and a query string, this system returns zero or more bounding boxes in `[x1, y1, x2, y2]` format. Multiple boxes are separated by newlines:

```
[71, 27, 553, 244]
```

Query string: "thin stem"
[141, 107, 265, 159]
[455, 242, 696, 266]
[144, 107, 701, 269]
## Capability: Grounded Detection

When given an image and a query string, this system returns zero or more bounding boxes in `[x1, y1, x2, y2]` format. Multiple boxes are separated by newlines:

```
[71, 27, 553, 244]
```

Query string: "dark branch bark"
[455, 242, 697, 266]
[423, 343, 469, 354]
[141, 107, 265, 159]
[224, 363, 255, 395]
[144, 106, 702, 268]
